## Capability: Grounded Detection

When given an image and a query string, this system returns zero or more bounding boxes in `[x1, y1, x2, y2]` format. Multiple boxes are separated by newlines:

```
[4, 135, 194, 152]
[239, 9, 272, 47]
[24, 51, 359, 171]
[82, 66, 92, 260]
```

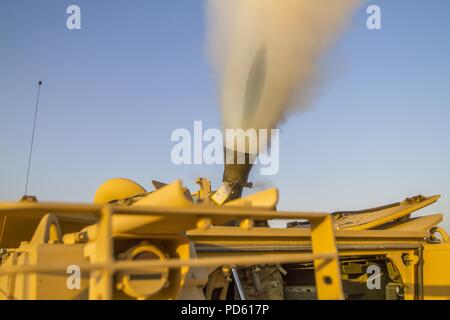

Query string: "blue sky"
[1, 0, 449, 231]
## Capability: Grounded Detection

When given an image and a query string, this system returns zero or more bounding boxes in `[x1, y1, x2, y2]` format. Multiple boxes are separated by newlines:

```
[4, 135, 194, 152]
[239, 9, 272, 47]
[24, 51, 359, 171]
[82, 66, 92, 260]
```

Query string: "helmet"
[94, 178, 146, 204]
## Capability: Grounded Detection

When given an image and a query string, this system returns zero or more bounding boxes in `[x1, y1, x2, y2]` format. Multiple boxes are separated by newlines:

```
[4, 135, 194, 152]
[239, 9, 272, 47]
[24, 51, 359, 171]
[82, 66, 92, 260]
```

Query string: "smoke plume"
[206, 0, 361, 132]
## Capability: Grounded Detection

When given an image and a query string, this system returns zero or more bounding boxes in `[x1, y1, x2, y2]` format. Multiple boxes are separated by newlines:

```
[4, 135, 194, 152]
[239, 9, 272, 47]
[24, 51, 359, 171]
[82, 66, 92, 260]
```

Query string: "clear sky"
[1, 1, 449, 231]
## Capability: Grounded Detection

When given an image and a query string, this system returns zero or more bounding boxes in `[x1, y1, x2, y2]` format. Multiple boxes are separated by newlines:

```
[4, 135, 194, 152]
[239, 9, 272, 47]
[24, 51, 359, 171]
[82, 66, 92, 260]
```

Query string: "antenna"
[24, 80, 43, 196]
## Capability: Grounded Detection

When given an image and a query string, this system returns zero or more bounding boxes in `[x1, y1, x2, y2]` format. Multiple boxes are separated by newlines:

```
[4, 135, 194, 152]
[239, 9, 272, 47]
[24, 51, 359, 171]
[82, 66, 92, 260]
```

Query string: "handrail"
[0, 201, 344, 300]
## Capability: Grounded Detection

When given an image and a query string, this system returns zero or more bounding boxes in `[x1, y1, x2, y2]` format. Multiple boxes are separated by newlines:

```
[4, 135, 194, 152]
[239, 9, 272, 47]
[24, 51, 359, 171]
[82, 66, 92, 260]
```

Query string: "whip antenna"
[24, 80, 43, 196]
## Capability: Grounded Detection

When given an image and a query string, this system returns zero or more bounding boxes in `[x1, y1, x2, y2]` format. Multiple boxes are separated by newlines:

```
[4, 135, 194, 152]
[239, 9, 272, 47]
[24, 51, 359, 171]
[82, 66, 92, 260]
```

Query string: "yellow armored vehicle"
[1, 175, 449, 300]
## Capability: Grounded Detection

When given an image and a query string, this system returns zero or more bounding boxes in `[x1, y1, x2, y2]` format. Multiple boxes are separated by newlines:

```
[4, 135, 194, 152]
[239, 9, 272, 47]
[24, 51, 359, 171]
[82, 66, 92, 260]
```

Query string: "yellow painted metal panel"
[423, 243, 450, 300]
[337, 195, 440, 231]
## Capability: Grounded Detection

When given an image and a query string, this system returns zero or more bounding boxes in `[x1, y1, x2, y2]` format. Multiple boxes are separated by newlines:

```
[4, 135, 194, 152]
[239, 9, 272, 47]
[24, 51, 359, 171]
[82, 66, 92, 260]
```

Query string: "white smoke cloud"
[206, 0, 361, 132]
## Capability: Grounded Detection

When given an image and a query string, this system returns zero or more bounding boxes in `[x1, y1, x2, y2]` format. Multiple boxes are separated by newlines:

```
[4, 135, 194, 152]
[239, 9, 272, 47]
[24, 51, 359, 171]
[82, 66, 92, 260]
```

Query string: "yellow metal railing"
[0, 202, 343, 300]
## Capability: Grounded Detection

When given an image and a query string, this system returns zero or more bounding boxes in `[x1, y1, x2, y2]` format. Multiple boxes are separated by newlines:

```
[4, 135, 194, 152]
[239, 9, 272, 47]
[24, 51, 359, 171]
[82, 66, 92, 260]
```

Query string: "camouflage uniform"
[236, 265, 285, 300]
